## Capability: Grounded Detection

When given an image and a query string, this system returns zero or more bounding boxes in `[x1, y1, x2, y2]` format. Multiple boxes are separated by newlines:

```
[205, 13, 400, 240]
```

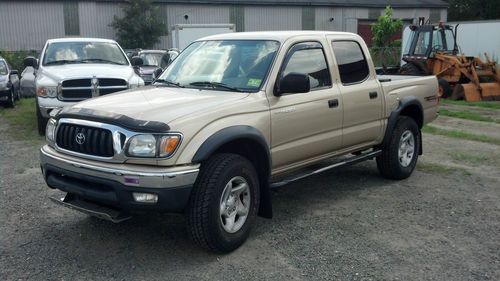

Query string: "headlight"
[46, 119, 57, 142]
[37, 86, 58, 98]
[127, 134, 156, 157]
[127, 134, 181, 158]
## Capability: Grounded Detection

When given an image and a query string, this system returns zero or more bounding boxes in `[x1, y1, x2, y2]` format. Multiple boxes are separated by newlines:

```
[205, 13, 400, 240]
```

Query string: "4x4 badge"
[75, 132, 86, 145]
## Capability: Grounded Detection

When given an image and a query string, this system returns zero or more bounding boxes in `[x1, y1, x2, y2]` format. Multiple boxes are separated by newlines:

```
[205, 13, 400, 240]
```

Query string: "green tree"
[371, 6, 403, 48]
[370, 6, 403, 67]
[110, 0, 167, 49]
[446, 0, 500, 21]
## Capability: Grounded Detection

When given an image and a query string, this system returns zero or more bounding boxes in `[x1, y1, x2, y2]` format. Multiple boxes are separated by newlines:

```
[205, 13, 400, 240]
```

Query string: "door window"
[332, 41, 370, 84]
[281, 43, 331, 90]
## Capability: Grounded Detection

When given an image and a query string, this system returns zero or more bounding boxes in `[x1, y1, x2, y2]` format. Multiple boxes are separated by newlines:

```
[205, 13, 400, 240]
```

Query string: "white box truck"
[171, 24, 235, 50]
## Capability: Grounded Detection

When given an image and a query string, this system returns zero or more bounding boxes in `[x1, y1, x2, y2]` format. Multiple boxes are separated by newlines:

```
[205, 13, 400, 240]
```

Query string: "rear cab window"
[331, 41, 370, 85]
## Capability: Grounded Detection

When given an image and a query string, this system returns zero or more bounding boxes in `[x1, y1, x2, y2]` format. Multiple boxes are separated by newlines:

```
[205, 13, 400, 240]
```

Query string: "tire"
[399, 63, 422, 75]
[187, 153, 260, 253]
[36, 100, 48, 136]
[6, 89, 15, 108]
[376, 116, 420, 180]
[438, 79, 452, 98]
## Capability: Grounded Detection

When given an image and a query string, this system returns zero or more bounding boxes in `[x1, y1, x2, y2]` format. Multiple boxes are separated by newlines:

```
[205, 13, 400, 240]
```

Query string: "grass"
[417, 161, 471, 176]
[0, 98, 44, 143]
[438, 108, 499, 123]
[450, 152, 496, 166]
[440, 99, 500, 110]
[422, 125, 500, 146]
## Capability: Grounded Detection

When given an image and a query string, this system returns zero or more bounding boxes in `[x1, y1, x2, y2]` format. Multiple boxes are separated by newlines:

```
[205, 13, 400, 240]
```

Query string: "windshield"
[0, 61, 7, 75]
[158, 40, 280, 92]
[443, 29, 456, 51]
[139, 52, 168, 68]
[414, 31, 431, 55]
[42, 41, 129, 66]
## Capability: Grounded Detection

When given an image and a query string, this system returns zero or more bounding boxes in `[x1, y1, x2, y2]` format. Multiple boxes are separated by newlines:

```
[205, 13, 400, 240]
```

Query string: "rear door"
[269, 41, 343, 170]
[329, 39, 384, 148]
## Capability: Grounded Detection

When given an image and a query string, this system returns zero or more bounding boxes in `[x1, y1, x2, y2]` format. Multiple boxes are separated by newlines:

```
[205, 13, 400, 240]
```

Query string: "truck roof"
[199, 30, 358, 42]
[45, 37, 119, 44]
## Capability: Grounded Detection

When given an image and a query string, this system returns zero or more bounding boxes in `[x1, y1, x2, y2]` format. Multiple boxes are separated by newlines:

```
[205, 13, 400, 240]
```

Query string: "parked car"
[0, 56, 20, 108]
[23, 38, 144, 135]
[135, 49, 178, 84]
[40, 31, 438, 253]
[20, 66, 36, 97]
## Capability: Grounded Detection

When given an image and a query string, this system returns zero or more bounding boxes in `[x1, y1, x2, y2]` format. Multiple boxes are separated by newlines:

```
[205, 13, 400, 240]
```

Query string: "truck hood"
[39, 64, 136, 81]
[71, 86, 250, 125]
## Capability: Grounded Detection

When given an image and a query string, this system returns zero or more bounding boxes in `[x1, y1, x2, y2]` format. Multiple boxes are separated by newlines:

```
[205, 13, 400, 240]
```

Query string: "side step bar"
[270, 150, 382, 188]
[49, 193, 131, 223]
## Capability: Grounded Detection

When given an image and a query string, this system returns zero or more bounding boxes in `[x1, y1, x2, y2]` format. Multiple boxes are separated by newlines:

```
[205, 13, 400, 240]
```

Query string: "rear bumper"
[40, 145, 199, 213]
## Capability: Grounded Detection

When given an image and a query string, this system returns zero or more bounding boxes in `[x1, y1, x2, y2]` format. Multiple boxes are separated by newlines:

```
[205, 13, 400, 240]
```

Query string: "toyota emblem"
[75, 132, 86, 145]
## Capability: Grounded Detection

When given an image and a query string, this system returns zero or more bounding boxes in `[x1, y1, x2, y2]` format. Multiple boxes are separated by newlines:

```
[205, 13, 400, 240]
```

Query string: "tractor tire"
[438, 79, 452, 98]
[399, 63, 422, 75]
[376, 116, 420, 180]
[187, 153, 260, 253]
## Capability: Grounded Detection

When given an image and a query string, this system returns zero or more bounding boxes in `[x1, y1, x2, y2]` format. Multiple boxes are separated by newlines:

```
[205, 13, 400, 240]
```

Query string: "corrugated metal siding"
[315, 7, 343, 31]
[0, 1, 65, 51]
[0, 1, 448, 51]
[64, 1, 80, 35]
[79, 1, 99, 37]
[245, 6, 302, 31]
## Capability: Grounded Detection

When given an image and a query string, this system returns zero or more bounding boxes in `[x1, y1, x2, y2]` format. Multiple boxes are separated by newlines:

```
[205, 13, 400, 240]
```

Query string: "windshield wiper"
[189, 81, 245, 92]
[80, 58, 125, 65]
[153, 79, 184, 88]
[44, 60, 83, 65]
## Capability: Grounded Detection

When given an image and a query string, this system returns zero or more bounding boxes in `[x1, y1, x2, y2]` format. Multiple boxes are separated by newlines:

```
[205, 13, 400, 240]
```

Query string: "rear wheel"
[377, 116, 420, 180]
[36, 100, 48, 136]
[438, 79, 452, 98]
[187, 153, 260, 253]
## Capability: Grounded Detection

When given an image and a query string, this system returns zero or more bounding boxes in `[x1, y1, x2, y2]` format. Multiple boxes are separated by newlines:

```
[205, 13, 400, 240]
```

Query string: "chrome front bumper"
[40, 145, 199, 189]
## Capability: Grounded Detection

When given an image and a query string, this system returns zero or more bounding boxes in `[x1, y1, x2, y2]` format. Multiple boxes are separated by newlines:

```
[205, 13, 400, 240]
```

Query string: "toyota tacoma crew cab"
[40, 31, 438, 253]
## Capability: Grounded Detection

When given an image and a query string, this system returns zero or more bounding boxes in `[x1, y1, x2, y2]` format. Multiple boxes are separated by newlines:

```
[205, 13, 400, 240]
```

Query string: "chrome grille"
[56, 123, 114, 157]
[59, 78, 128, 101]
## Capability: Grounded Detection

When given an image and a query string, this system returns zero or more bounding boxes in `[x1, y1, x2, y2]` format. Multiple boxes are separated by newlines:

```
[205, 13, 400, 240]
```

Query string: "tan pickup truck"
[40, 31, 438, 253]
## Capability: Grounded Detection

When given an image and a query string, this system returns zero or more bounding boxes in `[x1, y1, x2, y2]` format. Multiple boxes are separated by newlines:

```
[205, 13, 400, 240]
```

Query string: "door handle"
[369, 91, 378, 99]
[328, 99, 339, 108]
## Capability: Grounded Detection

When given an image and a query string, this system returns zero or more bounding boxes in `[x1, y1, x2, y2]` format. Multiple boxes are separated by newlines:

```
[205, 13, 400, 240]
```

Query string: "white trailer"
[449, 20, 500, 63]
[171, 24, 235, 50]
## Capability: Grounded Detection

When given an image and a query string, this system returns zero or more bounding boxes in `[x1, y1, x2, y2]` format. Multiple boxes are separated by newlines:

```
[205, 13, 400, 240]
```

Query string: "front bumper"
[0, 88, 11, 101]
[37, 97, 77, 118]
[40, 145, 199, 213]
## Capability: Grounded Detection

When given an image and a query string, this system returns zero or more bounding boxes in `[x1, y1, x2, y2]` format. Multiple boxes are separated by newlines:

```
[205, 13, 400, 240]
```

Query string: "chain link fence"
[369, 47, 402, 68]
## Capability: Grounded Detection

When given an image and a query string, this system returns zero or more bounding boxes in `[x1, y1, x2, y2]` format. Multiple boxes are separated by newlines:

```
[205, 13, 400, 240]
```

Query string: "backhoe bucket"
[451, 83, 500, 101]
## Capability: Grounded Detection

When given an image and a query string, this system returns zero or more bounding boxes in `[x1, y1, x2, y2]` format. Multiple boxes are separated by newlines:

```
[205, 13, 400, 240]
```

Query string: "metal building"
[0, 0, 448, 51]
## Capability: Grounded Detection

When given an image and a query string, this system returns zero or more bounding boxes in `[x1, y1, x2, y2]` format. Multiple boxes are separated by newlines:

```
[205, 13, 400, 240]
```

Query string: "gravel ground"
[1, 115, 499, 281]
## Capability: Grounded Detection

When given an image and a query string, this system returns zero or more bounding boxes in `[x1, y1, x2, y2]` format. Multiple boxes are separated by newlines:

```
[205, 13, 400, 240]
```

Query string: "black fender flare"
[192, 125, 273, 218]
[381, 96, 424, 155]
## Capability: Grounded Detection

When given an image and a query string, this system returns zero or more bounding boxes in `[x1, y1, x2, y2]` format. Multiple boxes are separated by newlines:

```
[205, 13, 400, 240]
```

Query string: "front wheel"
[377, 116, 420, 180]
[187, 153, 260, 253]
[36, 100, 48, 136]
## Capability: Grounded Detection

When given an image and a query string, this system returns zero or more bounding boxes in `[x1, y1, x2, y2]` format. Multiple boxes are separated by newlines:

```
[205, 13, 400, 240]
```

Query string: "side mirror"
[130, 56, 143, 66]
[274, 72, 310, 96]
[10, 69, 18, 75]
[24, 56, 38, 68]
